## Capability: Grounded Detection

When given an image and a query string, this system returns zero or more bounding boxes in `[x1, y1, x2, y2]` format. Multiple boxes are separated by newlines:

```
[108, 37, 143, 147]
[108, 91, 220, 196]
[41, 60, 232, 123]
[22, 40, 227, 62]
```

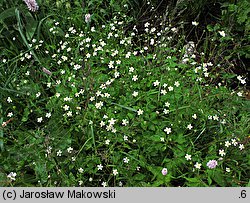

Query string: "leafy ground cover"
[0, 0, 249, 186]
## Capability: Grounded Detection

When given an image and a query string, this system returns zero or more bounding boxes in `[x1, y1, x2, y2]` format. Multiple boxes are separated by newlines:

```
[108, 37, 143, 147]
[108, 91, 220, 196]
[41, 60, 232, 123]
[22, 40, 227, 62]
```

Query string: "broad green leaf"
[25, 12, 38, 41]
[0, 7, 16, 22]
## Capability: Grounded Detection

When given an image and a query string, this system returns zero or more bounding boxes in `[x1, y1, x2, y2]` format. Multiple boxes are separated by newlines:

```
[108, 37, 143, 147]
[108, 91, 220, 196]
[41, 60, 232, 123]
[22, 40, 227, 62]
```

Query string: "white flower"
[174, 81, 180, 87]
[168, 86, 174, 91]
[144, 22, 150, 27]
[239, 144, 244, 150]
[97, 164, 103, 170]
[7, 97, 12, 103]
[185, 154, 192, 160]
[160, 137, 165, 142]
[231, 139, 238, 146]
[45, 112, 51, 118]
[125, 52, 131, 58]
[47, 82, 51, 88]
[129, 67, 134, 73]
[163, 83, 168, 88]
[100, 121, 105, 127]
[101, 182, 107, 187]
[165, 102, 170, 107]
[63, 105, 69, 111]
[108, 118, 116, 125]
[105, 139, 110, 145]
[225, 141, 231, 147]
[192, 114, 197, 119]
[7, 112, 13, 117]
[37, 117, 43, 123]
[237, 92, 243, 97]
[187, 124, 193, 130]
[171, 27, 177, 32]
[64, 97, 72, 102]
[114, 71, 120, 78]
[86, 53, 91, 58]
[240, 79, 246, 84]
[132, 91, 138, 97]
[85, 14, 91, 23]
[192, 21, 199, 26]
[213, 115, 219, 121]
[226, 167, 230, 173]
[123, 157, 129, 163]
[57, 150, 62, 156]
[161, 89, 167, 95]
[132, 75, 138, 81]
[218, 31, 226, 37]
[194, 162, 201, 169]
[78, 168, 84, 173]
[122, 119, 129, 126]
[66, 111, 72, 117]
[113, 169, 118, 176]
[163, 109, 169, 114]
[164, 127, 172, 134]
[219, 149, 226, 156]
[7, 172, 17, 181]
[95, 101, 104, 109]
[137, 109, 144, 115]
[67, 147, 73, 153]
[153, 80, 160, 86]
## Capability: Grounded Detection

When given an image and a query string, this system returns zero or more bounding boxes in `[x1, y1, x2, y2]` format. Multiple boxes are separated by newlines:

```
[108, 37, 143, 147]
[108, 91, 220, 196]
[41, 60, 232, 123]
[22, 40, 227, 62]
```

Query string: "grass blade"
[15, 8, 41, 65]
[90, 124, 97, 154]
[111, 102, 137, 112]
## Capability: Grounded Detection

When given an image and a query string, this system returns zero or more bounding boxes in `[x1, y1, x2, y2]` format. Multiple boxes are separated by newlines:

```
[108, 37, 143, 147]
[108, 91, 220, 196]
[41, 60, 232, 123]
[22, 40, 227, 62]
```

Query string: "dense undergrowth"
[0, 0, 249, 186]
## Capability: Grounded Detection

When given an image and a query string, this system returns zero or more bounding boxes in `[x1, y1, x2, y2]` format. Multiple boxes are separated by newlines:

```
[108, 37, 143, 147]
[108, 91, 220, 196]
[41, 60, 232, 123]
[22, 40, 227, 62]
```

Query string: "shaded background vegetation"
[0, 0, 249, 186]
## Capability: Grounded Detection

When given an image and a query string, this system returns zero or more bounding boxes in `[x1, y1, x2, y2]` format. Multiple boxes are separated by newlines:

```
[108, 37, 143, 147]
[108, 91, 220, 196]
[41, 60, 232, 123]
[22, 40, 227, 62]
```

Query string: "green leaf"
[208, 176, 212, 185]
[0, 7, 16, 22]
[25, 12, 38, 41]
[211, 171, 226, 186]
[133, 173, 146, 181]
[37, 14, 54, 40]
[15, 8, 41, 65]
[111, 102, 137, 112]
[35, 162, 48, 184]
[247, 179, 250, 187]
[0, 117, 3, 151]
[184, 177, 207, 186]
[21, 107, 30, 122]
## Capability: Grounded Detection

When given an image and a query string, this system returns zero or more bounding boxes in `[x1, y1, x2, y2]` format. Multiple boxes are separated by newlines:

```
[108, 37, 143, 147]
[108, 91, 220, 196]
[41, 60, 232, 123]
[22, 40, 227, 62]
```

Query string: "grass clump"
[0, 0, 249, 187]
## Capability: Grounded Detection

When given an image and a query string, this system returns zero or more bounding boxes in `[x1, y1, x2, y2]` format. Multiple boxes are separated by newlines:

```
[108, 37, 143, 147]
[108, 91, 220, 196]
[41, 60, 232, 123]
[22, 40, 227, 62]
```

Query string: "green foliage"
[221, 0, 250, 62]
[0, 0, 249, 187]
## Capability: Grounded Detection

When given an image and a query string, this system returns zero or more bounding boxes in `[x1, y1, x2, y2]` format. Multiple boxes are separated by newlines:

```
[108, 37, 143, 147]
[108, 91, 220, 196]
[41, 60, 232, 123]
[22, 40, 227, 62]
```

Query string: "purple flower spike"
[42, 67, 52, 76]
[24, 0, 39, 12]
